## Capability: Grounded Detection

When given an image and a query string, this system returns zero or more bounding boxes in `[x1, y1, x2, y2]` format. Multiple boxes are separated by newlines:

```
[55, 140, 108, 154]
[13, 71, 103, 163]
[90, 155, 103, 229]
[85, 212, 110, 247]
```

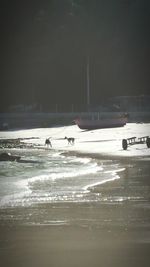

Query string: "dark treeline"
[1, 0, 150, 111]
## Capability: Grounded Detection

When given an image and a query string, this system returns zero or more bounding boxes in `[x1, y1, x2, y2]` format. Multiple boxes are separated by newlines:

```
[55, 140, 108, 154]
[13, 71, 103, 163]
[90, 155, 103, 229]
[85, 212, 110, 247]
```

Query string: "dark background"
[1, 0, 150, 111]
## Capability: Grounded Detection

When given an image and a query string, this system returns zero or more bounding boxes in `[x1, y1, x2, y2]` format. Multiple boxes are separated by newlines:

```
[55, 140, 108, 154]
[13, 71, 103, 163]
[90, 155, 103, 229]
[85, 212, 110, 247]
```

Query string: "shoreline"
[61, 148, 150, 160]
[0, 155, 150, 267]
[0, 126, 150, 267]
[1, 136, 150, 198]
[1, 123, 150, 159]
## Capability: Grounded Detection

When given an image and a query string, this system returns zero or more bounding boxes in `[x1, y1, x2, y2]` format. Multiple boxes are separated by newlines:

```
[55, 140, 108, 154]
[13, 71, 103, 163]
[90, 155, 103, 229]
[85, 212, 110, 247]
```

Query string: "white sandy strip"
[0, 123, 150, 158]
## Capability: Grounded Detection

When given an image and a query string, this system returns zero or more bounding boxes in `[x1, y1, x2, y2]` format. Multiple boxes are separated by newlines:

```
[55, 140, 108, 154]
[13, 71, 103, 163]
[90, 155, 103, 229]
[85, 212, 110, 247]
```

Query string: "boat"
[74, 57, 128, 130]
[74, 115, 128, 130]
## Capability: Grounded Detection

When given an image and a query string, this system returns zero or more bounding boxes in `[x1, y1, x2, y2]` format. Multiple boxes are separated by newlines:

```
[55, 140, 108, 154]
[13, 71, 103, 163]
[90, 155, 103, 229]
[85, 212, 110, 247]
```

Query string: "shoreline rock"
[0, 138, 39, 149]
[0, 152, 21, 162]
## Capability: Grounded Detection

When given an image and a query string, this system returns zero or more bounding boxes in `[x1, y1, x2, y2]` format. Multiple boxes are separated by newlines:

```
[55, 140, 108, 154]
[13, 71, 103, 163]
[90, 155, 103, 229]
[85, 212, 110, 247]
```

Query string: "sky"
[1, 0, 150, 111]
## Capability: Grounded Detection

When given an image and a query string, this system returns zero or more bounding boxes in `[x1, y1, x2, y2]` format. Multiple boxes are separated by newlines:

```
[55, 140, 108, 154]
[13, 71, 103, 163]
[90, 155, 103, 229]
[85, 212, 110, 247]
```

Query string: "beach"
[0, 157, 150, 267]
[0, 123, 150, 267]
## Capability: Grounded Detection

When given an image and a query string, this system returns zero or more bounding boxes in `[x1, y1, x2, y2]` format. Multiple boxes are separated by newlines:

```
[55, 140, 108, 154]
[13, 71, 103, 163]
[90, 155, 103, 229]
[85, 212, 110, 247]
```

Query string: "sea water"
[0, 148, 123, 209]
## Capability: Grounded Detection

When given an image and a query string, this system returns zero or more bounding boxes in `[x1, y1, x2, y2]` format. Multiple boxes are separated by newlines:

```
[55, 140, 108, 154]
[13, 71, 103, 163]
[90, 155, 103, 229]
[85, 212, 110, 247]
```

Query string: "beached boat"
[74, 57, 128, 130]
[74, 116, 128, 130]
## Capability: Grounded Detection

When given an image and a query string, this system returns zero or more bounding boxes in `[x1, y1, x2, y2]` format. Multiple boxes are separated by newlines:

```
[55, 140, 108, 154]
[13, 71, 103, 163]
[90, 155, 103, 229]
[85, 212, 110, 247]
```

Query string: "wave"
[83, 167, 125, 191]
[27, 163, 102, 185]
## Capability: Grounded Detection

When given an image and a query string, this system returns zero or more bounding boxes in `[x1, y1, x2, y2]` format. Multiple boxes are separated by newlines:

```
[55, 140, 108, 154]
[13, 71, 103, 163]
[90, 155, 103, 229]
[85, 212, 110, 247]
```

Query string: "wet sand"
[0, 156, 150, 267]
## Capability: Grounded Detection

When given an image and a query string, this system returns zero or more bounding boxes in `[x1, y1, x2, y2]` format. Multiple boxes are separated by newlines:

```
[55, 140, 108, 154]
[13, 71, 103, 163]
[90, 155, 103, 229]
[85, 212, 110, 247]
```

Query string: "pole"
[87, 56, 90, 109]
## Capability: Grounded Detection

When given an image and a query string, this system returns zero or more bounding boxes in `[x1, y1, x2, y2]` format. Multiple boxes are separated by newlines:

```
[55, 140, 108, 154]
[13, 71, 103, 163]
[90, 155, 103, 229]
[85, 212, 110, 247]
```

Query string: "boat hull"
[74, 118, 127, 130]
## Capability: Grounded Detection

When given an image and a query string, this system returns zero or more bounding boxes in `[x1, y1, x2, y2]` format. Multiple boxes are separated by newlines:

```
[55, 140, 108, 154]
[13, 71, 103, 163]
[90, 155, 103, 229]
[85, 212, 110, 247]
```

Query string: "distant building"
[89, 95, 150, 113]
[8, 103, 38, 112]
[108, 95, 150, 112]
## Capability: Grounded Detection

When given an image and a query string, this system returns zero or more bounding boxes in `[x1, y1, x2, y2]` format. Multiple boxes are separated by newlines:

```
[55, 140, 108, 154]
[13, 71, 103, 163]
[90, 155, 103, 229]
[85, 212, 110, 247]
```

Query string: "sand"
[0, 155, 150, 267]
[0, 223, 150, 267]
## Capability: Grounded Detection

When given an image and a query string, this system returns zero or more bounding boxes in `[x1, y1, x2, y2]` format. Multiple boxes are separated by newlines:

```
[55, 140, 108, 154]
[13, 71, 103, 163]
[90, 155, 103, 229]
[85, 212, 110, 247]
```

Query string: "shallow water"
[0, 146, 124, 209]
